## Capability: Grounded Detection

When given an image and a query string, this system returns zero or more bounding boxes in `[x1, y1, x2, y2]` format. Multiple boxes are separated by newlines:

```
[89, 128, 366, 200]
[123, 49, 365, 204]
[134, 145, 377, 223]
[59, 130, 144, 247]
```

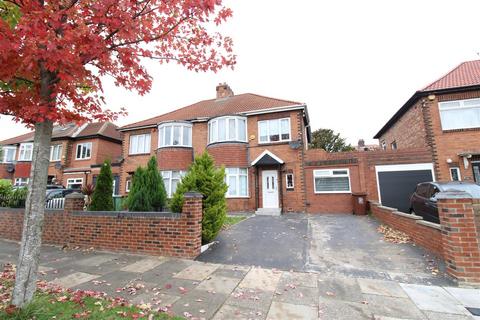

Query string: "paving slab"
[401, 283, 470, 315]
[120, 257, 168, 273]
[423, 311, 474, 320]
[278, 271, 318, 288]
[212, 304, 266, 320]
[238, 267, 282, 291]
[130, 292, 180, 307]
[170, 289, 228, 319]
[196, 275, 241, 294]
[358, 278, 408, 298]
[212, 265, 250, 279]
[272, 285, 318, 306]
[444, 287, 480, 308]
[266, 301, 317, 320]
[317, 276, 364, 302]
[318, 297, 372, 320]
[225, 287, 274, 313]
[363, 294, 428, 319]
[174, 262, 220, 281]
[51, 271, 100, 288]
[76, 254, 117, 266]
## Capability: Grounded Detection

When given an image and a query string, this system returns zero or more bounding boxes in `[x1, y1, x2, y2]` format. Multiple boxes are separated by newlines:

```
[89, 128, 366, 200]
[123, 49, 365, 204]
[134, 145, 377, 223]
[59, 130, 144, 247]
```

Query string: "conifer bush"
[89, 160, 114, 211]
[171, 152, 228, 243]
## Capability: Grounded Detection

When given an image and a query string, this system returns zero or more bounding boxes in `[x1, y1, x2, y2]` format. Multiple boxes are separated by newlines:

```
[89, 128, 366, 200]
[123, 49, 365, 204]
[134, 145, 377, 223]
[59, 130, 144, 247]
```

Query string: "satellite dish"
[289, 140, 302, 149]
[54, 163, 63, 170]
[6, 164, 15, 173]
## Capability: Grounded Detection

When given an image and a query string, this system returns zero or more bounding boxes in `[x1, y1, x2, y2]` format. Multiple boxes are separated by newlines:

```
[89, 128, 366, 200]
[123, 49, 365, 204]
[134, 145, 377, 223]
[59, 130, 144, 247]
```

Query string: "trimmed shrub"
[89, 160, 114, 211]
[171, 152, 228, 244]
[146, 156, 167, 211]
[8, 187, 27, 208]
[0, 179, 12, 206]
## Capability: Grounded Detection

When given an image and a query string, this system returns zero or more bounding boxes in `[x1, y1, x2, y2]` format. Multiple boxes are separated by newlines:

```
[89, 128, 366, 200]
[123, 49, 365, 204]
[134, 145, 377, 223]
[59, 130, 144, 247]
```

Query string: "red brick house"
[375, 60, 480, 184]
[119, 84, 312, 214]
[0, 122, 122, 193]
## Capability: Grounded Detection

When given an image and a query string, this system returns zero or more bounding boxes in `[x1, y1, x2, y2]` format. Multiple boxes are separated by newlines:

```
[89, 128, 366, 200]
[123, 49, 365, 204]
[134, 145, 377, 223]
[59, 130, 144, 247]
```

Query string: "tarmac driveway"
[197, 214, 452, 286]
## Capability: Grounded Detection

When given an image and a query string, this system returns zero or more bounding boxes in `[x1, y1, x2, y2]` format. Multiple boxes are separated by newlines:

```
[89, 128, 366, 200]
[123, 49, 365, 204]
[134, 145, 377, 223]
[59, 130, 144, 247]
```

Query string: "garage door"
[376, 164, 435, 213]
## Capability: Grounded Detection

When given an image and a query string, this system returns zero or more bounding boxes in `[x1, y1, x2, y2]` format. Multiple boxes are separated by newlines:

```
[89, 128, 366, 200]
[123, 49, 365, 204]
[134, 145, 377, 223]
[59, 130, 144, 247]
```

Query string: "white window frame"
[439, 98, 480, 130]
[14, 178, 29, 187]
[313, 168, 351, 194]
[391, 141, 397, 150]
[158, 123, 192, 148]
[125, 178, 131, 192]
[450, 167, 461, 181]
[1, 146, 16, 163]
[161, 170, 186, 197]
[225, 168, 249, 198]
[66, 178, 83, 189]
[258, 117, 291, 144]
[286, 173, 294, 189]
[50, 144, 62, 162]
[208, 116, 248, 144]
[129, 133, 151, 155]
[18, 143, 33, 161]
[381, 140, 386, 150]
[75, 142, 92, 160]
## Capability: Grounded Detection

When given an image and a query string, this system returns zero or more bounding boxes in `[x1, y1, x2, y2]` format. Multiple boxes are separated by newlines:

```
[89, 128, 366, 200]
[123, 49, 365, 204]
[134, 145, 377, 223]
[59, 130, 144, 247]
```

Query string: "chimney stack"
[216, 82, 234, 99]
[358, 139, 365, 148]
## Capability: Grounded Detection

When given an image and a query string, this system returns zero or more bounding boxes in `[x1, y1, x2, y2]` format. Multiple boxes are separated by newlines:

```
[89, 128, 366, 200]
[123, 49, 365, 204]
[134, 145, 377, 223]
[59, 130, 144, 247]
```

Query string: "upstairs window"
[381, 140, 386, 150]
[391, 141, 397, 150]
[1, 147, 16, 163]
[314, 169, 351, 193]
[208, 116, 247, 144]
[159, 123, 192, 147]
[439, 98, 480, 130]
[50, 144, 62, 161]
[129, 133, 151, 155]
[76, 142, 92, 160]
[258, 118, 291, 143]
[18, 143, 33, 161]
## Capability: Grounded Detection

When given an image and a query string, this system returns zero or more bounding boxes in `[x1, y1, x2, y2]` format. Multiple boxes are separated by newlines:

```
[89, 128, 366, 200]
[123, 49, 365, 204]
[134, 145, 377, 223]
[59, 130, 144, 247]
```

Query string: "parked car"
[409, 181, 480, 224]
[46, 188, 81, 201]
[46, 184, 64, 190]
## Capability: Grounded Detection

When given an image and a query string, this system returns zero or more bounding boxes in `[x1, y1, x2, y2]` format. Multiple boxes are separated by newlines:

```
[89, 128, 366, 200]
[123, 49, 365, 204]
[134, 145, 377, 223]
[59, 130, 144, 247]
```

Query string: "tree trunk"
[11, 120, 53, 307]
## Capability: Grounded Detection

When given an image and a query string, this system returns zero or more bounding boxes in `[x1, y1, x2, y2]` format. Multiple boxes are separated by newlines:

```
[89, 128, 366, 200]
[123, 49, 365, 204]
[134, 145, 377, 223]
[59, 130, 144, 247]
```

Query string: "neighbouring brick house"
[375, 60, 480, 183]
[0, 122, 123, 193]
[119, 84, 312, 214]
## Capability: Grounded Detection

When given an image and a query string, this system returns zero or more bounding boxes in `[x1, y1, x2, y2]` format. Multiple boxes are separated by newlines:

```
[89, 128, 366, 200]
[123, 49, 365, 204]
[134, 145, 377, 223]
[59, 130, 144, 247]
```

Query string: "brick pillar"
[181, 192, 203, 258]
[64, 192, 85, 211]
[437, 191, 480, 285]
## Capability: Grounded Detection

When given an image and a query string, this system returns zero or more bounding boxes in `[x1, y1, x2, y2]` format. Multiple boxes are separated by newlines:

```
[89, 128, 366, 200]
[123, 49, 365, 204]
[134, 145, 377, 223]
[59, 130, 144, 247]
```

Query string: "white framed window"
[161, 170, 186, 197]
[66, 178, 83, 189]
[125, 177, 132, 192]
[450, 167, 461, 181]
[76, 142, 92, 160]
[439, 98, 480, 130]
[14, 178, 29, 187]
[286, 173, 294, 189]
[225, 168, 248, 197]
[381, 140, 386, 150]
[1, 146, 16, 163]
[208, 116, 247, 144]
[258, 118, 291, 143]
[18, 143, 33, 161]
[50, 144, 62, 161]
[313, 168, 351, 193]
[158, 123, 192, 148]
[391, 141, 397, 150]
[129, 133, 151, 155]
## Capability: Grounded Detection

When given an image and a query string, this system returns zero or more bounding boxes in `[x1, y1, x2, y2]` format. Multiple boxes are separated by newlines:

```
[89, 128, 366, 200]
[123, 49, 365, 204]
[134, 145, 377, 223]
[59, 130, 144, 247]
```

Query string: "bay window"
[161, 170, 186, 197]
[208, 116, 247, 144]
[18, 143, 33, 161]
[439, 98, 480, 130]
[158, 123, 192, 147]
[1, 147, 16, 163]
[225, 168, 248, 197]
[314, 169, 351, 193]
[50, 144, 62, 161]
[258, 118, 291, 143]
[129, 133, 151, 154]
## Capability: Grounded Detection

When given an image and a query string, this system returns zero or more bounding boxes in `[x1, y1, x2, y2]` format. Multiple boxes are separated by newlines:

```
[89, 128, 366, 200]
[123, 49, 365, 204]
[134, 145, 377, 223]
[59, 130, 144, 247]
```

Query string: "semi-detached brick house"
[375, 60, 480, 184]
[0, 122, 123, 193]
[119, 84, 312, 214]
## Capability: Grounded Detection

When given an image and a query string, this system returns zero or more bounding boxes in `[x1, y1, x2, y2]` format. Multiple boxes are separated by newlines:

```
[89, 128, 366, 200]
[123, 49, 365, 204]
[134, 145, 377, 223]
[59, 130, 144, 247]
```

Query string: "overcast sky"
[2, 0, 480, 145]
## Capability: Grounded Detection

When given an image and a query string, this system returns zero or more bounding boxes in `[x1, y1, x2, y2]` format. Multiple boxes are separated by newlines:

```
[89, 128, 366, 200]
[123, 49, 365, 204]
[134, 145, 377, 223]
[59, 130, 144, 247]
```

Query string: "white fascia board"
[251, 150, 285, 166]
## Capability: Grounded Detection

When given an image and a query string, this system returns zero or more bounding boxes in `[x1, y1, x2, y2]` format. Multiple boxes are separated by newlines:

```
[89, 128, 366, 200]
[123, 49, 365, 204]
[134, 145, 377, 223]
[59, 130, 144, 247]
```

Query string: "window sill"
[442, 127, 480, 133]
[127, 152, 151, 157]
[157, 146, 193, 149]
[226, 196, 250, 199]
[75, 158, 92, 161]
[314, 191, 352, 194]
[257, 141, 291, 146]
[207, 141, 248, 147]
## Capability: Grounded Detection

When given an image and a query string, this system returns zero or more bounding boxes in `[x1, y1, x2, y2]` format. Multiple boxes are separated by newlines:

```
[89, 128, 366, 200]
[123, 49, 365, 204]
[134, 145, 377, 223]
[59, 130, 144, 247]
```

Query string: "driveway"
[197, 214, 451, 286]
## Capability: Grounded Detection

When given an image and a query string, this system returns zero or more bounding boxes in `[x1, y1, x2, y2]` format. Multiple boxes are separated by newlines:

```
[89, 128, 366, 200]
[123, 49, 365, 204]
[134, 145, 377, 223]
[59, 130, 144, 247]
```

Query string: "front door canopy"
[251, 150, 284, 166]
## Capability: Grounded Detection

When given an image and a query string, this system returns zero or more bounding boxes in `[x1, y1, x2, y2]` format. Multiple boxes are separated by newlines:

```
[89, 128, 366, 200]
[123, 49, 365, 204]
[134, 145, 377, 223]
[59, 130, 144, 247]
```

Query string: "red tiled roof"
[121, 93, 303, 130]
[0, 132, 34, 145]
[422, 60, 480, 91]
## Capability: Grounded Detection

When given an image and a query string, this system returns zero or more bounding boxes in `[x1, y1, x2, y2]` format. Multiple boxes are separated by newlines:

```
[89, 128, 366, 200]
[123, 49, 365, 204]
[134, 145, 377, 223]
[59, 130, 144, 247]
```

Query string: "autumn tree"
[309, 128, 355, 152]
[0, 0, 234, 307]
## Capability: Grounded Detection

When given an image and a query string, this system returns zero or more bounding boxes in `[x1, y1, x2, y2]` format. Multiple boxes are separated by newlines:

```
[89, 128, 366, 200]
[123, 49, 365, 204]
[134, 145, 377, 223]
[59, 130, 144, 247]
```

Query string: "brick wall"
[157, 147, 193, 170]
[370, 201, 444, 258]
[0, 192, 203, 259]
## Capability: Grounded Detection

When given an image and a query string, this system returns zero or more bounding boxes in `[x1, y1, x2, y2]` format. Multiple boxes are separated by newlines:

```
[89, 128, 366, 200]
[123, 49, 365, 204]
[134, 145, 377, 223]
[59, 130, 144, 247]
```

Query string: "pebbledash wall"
[0, 192, 203, 259]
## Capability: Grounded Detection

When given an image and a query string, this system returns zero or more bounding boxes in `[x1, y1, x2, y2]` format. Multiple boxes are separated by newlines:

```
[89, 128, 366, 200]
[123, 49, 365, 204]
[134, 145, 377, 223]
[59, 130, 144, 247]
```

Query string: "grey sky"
[1, 0, 480, 145]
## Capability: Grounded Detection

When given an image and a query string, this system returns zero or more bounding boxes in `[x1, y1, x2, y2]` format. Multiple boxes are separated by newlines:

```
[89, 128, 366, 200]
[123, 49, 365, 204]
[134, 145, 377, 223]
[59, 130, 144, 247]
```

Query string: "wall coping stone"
[0, 207, 24, 212]
[416, 220, 442, 230]
[378, 205, 398, 212]
[72, 211, 181, 218]
[65, 192, 85, 199]
[184, 191, 203, 199]
[393, 211, 422, 220]
[437, 191, 473, 200]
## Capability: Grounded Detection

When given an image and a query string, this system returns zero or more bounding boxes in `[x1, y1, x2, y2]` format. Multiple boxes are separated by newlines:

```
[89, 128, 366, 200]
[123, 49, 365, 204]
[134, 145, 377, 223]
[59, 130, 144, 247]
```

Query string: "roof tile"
[422, 60, 480, 91]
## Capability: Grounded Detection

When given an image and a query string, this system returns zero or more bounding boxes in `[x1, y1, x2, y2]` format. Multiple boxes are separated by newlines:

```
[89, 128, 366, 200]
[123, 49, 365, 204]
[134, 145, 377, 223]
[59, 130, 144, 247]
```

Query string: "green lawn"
[223, 216, 247, 229]
[0, 265, 183, 320]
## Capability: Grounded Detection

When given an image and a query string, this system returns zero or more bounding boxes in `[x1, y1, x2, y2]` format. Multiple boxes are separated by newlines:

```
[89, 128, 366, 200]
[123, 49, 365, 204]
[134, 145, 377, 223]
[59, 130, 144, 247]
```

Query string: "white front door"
[262, 170, 279, 208]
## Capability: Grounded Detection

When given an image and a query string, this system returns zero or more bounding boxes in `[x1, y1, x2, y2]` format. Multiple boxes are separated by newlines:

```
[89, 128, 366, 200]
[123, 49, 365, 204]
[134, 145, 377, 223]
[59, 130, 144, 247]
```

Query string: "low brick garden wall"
[0, 192, 203, 259]
[369, 201, 443, 258]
